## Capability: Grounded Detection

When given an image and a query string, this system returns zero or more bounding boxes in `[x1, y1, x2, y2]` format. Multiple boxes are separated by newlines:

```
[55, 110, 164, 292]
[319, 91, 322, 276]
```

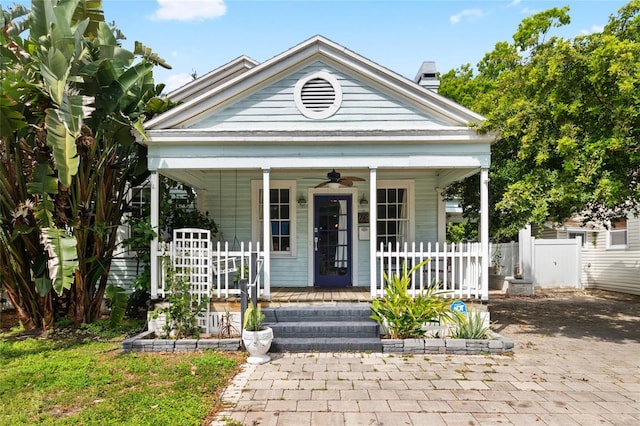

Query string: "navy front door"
[314, 195, 352, 287]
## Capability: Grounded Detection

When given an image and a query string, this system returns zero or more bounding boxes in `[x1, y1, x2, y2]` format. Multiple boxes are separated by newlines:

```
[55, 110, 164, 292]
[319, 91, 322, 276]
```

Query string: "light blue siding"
[190, 61, 450, 130]
[197, 169, 443, 287]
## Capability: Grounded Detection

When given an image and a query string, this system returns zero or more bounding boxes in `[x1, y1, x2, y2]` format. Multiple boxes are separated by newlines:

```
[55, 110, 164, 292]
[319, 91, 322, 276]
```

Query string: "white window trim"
[376, 180, 415, 245]
[251, 180, 297, 258]
[567, 231, 587, 248]
[116, 182, 151, 259]
[606, 220, 628, 250]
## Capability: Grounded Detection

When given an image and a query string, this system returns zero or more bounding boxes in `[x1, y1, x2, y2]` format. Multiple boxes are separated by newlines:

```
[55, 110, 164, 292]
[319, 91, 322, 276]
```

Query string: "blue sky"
[6, 1, 630, 92]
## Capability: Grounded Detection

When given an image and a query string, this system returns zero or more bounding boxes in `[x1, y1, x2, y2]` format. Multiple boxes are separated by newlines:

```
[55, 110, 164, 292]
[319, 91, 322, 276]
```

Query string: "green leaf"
[134, 40, 172, 70]
[106, 284, 128, 327]
[40, 48, 70, 105]
[131, 117, 147, 141]
[35, 276, 53, 297]
[71, 0, 105, 38]
[27, 163, 59, 196]
[42, 227, 78, 295]
[45, 108, 80, 187]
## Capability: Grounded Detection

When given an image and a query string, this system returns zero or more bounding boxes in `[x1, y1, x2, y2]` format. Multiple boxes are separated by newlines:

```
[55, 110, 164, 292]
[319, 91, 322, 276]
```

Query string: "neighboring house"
[137, 36, 494, 301]
[535, 216, 640, 296]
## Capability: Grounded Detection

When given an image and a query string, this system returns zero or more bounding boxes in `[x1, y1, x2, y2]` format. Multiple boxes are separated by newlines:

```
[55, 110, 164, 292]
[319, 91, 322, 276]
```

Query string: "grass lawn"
[0, 316, 245, 425]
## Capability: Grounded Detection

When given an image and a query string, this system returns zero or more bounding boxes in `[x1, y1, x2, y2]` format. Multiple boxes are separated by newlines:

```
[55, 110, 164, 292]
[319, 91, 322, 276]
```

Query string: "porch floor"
[265, 286, 371, 306]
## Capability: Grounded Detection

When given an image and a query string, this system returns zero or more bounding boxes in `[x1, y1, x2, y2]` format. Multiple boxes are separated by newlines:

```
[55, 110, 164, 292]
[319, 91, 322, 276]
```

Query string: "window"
[115, 183, 152, 257]
[568, 231, 587, 248]
[607, 218, 627, 249]
[252, 180, 296, 256]
[129, 184, 151, 219]
[376, 181, 414, 248]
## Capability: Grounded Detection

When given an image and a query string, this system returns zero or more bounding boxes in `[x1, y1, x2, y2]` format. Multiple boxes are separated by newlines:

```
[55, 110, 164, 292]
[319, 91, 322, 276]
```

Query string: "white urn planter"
[242, 327, 273, 364]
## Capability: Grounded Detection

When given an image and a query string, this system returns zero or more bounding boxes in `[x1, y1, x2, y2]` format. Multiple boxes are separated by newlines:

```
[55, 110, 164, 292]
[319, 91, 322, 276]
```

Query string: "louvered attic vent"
[301, 78, 335, 112]
[294, 71, 343, 119]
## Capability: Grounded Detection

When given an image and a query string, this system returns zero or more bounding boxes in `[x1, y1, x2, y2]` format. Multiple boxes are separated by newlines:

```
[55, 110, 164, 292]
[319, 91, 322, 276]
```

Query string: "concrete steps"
[263, 305, 382, 353]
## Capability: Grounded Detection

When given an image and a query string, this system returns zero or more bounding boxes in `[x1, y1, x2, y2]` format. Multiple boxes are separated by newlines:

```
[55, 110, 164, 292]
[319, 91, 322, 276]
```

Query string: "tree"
[0, 0, 169, 330]
[440, 2, 640, 239]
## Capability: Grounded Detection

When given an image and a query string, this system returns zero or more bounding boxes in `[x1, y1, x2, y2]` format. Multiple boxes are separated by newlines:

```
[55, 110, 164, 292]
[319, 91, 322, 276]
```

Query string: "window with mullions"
[377, 186, 410, 248]
[253, 181, 296, 256]
[129, 185, 151, 219]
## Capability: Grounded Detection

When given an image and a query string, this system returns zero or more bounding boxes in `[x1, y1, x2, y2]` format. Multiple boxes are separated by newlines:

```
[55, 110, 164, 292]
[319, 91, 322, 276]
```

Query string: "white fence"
[533, 239, 581, 288]
[491, 237, 582, 288]
[490, 241, 519, 277]
[375, 242, 486, 300]
[157, 238, 265, 300]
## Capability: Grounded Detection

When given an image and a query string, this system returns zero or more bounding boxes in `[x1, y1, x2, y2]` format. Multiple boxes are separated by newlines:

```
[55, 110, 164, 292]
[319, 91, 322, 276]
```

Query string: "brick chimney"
[414, 61, 440, 92]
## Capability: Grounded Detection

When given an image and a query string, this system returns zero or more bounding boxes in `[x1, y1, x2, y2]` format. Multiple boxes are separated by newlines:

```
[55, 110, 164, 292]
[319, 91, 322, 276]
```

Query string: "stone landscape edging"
[381, 333, 514, 355]
[121, 330, 241, 353]
[122, 331, 514, 355]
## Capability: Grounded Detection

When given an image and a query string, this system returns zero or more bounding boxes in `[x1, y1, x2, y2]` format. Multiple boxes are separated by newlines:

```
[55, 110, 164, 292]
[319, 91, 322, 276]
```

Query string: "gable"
[144, 36, 487, 135]
[187, 61, 451, 132]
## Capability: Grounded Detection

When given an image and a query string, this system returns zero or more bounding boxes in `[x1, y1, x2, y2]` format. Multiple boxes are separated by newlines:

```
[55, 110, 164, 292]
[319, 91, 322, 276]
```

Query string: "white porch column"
[150, 171, 160, 299]
[480, 167, 490, 300]
[369, 167, 378, 297]
[262, 168, 271, 298]
[436, 187, 446, 244]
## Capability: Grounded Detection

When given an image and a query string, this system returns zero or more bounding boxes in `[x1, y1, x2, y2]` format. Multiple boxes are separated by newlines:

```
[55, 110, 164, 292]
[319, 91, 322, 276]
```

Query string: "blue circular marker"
[451, 300, 467, 313]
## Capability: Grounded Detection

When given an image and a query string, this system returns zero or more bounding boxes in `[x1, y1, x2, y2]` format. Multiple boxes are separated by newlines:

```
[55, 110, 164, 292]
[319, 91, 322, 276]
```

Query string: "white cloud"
[521, 7, 540, 15]
[163, 73, 194, 93]
[450, 9, 484, 25]
[507, 0, 521, 7]
[152, 0, 226, 22]
[580, 25, 604, 35]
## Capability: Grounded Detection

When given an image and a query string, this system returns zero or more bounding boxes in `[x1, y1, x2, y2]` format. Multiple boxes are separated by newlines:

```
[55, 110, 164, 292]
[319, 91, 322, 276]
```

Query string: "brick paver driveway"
[214, 290, 640, 425]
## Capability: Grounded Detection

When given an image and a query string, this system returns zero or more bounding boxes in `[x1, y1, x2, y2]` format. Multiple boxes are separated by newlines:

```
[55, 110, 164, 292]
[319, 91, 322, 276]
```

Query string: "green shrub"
[153, 261, 209, 339]
[370, 260, 457, 339]
[451, 310, 491, 339]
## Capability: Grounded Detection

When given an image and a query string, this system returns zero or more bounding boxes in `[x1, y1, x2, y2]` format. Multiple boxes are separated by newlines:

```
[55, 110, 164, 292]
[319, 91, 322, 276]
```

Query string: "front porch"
[155, 235, 488, 301]
[268, 287, 371, 304]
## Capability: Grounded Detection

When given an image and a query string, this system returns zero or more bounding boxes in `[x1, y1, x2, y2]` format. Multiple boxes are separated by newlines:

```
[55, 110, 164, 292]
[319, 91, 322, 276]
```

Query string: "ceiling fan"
[314, 169, 365, 188]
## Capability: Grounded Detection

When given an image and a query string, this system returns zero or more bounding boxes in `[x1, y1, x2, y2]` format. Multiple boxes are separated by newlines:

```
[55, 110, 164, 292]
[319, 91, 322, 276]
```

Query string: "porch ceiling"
[158, 166, 481, 191]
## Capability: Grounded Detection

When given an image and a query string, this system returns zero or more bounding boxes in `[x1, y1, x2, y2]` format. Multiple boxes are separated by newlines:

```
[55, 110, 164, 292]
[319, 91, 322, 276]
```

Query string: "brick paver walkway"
[212, 291, 640, 425]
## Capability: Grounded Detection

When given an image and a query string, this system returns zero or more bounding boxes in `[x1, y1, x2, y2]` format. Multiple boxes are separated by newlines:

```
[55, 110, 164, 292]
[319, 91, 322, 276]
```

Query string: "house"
[533, 216, 640, 296]
[138, 36, 494, 305]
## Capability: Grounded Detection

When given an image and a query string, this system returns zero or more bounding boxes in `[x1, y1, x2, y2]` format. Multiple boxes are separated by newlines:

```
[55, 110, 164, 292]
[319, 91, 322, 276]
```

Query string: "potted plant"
[242, 303, 273, 364]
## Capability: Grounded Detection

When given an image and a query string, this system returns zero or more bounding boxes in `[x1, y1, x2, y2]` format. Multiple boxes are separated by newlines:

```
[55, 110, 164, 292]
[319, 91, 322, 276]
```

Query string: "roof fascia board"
[314, 43, 485, 125]
[168, 56, 259, 103]
[143, 129, 495, 145]
[145, 36, 326, 129]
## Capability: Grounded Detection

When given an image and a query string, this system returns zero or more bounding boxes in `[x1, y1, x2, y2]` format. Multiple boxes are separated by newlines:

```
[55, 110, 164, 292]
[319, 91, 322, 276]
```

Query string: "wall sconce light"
[359, 194, 368, 206]
[298, 194, 307, 207]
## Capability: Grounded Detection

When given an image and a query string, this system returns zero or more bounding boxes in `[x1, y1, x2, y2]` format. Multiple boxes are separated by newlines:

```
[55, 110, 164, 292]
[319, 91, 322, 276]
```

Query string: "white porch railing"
[157, 240, 265, 300]
[375, 242, 486, 300]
